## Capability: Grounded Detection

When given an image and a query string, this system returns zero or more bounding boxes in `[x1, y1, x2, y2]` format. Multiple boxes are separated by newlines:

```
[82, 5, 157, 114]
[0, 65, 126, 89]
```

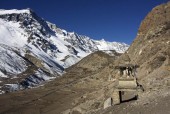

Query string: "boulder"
[104, 97, 112, 109]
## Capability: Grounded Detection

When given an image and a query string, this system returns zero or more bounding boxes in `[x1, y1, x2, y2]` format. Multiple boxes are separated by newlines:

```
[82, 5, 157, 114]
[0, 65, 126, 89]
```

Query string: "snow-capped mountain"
[0, 9, 129, 93]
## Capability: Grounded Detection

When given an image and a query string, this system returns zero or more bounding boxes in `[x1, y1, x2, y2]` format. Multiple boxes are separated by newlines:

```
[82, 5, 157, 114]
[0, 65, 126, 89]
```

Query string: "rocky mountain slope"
[127, 1, 170, 90]
[101, 1, 170, 114]
[0, 9, 129, 93]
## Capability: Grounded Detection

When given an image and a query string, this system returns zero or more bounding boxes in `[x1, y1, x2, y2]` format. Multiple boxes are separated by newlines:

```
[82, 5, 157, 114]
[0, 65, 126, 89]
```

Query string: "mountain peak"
[101, 38, 106, 42]
[0, 8, 129, 93]
[0, 8, 33, 15]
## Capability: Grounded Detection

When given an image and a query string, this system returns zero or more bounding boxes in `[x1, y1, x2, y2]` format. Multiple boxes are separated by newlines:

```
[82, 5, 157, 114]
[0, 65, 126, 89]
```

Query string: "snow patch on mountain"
[20, 69, 55, 88]
[0, 9, 30, 15]
[0, 44, 27, 77]
[0, 19, 27, 47]
[94, 39, 128, 53]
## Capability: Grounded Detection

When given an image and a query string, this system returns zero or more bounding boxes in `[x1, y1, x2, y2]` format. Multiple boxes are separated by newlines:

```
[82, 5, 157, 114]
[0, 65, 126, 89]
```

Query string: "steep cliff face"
[128, 2, 170, 64]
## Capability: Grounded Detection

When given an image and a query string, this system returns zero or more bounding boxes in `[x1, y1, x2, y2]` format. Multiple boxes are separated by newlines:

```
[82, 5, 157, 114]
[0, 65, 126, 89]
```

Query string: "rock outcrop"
[126, 2, 170, 90]
[103, 97, 112, 109]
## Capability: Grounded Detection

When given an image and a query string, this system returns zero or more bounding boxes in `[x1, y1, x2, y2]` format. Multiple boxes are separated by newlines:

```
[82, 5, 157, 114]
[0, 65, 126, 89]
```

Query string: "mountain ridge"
[0, 8, 129, 93]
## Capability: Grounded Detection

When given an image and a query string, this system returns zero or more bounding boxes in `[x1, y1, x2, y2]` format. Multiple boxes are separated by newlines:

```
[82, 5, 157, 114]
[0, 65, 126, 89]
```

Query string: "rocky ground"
[99, 87, 170, 114]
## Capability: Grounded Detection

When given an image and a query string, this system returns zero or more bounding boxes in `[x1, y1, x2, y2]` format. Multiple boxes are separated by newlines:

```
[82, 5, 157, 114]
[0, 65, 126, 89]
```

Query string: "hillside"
[127, 1, 170, 90]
